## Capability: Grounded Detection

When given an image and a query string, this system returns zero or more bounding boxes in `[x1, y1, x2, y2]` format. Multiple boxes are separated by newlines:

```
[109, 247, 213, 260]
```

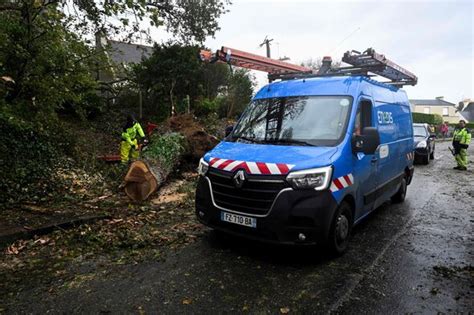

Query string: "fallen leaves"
[6, 240, 27, 255]
[1, 173, 202, 303]
[107, 218, 124, 225]
[6, 237, 53, 255]
[182, 298, 192, 305]
[34, 237, 51, 245]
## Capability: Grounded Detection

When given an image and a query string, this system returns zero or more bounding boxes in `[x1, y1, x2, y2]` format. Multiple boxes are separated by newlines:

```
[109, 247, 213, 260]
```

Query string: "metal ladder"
[200, 47, 417, 87]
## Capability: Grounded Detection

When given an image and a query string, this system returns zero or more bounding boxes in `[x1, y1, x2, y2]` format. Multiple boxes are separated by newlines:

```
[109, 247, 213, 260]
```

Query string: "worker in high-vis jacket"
[120, 115, 145, 164]
[452, 120, 471, 170]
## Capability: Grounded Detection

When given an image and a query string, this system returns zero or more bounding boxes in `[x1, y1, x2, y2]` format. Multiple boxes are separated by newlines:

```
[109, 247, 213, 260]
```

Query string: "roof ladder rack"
[269, 49, 417, 86]
[200, 46, 417, 87]
[341, 48, 417, 86]
[199, 46, 312, 75]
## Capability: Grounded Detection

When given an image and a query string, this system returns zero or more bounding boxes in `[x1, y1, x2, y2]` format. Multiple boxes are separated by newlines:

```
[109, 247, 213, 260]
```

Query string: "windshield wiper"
[266, 138, 314, 146]
[233, 135, 261, 143]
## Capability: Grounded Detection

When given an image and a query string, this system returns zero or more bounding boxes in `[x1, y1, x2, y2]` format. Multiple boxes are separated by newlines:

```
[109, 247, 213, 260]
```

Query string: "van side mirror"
[352, 127, 380, 154]
[225, 125, 234, 137]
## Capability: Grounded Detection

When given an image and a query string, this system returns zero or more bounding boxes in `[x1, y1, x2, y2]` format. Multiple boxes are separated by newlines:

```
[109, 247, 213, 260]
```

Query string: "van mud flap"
[407, 166, 414, 185]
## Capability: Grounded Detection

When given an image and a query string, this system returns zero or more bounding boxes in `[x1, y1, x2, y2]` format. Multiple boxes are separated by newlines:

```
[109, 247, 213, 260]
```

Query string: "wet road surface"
[3, 141, 473, 313]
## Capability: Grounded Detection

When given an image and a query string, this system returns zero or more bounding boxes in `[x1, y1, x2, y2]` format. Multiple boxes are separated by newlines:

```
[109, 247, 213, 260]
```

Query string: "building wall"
[413, 105, 461, 123]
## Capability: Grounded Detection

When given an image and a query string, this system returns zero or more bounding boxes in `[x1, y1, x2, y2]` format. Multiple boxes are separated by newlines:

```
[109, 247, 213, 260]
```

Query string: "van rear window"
[231, 96, 353, 147]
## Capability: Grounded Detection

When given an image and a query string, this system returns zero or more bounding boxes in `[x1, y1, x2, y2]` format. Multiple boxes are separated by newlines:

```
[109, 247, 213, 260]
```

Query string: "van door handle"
[371, 157, 378, 164]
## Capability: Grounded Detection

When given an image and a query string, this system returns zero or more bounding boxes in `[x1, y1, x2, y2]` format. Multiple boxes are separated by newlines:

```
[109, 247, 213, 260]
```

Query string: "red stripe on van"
[333, 178, 344, 190]
[256, 162, 271, 174]
[217, 159, 233, 170]
[277, 163, 289, 174]
[343, 175, 352, 186]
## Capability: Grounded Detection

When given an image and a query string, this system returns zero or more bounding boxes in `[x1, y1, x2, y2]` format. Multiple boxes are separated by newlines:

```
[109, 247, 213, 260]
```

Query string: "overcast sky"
[202, 0, 473, 103]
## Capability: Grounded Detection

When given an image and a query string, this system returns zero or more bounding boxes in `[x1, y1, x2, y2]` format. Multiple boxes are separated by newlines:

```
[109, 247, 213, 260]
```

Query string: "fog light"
[198, 211, 205, 218]
[298, 233, 306, 241]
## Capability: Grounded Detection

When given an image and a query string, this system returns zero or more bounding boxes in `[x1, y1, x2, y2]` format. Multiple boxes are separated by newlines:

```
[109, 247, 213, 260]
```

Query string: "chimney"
[435, 96, 444, 100]
[317, 56, 333, 75]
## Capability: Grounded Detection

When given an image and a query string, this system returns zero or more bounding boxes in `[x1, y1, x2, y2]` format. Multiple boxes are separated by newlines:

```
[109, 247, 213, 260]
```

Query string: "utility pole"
[259, 36, 274, 58]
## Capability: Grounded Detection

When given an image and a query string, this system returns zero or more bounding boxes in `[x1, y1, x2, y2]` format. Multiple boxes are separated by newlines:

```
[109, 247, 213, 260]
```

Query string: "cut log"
[124, 160, 166, 201]
[124, 161, 155, 201]
[123, 133, 185, 202]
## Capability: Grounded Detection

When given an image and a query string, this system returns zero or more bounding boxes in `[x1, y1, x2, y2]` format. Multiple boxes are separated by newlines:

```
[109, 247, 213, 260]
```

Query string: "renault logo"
[232, 170, 246, 188]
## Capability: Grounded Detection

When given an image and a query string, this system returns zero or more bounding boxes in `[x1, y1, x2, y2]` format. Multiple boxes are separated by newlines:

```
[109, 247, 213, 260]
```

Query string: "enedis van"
[195, 52, 416, 254]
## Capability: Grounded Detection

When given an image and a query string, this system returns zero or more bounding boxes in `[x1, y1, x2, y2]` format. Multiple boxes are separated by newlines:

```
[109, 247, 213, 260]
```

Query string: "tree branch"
[0, 4, 21, 11]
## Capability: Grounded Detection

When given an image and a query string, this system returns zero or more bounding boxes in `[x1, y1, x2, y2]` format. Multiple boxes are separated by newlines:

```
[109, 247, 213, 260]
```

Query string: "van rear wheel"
[391, 177, 407, 203]
[327, 201, 353, 256]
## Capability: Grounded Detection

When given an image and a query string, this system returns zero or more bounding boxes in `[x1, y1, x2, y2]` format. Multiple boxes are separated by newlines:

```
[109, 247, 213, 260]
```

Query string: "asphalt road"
[3, 141, 473, 314]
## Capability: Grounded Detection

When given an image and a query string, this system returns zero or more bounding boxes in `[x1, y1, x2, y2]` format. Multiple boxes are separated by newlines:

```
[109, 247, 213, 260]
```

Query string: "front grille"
[207, 168, 289, 215]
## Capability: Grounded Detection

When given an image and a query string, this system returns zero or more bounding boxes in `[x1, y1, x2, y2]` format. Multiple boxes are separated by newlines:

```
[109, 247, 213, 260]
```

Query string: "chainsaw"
[448, 146, 455, 156]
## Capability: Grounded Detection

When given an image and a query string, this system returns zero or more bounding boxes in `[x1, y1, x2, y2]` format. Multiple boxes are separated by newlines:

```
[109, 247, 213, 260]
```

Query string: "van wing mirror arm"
[352, 127, 380, 154]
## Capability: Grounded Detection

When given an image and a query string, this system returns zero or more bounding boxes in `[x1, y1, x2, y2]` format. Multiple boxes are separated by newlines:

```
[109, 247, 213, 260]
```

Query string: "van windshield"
[230, 96, 353, 146]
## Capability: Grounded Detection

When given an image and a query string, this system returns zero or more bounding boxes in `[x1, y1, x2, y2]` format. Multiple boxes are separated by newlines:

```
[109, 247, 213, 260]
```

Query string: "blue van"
[195, 71, 415, 254]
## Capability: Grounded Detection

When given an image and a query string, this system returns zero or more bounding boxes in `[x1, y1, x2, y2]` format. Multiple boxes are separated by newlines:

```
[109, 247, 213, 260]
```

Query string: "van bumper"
[195, 176, 338, 245]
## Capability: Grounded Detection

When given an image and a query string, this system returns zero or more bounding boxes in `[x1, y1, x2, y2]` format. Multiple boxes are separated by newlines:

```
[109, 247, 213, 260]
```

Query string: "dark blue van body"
[195, 76, 414, 252]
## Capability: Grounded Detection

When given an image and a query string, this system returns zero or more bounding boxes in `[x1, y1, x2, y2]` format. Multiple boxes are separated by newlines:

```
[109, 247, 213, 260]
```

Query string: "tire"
[391, 177, 407, 203]
[327, 201, 353, 256]
[422, 154, 429, 165]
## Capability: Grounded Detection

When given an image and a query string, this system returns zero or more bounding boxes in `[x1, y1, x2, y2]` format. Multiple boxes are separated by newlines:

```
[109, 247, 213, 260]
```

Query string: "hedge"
[412, 112, 443, 125]
[448, 122, 474, 129]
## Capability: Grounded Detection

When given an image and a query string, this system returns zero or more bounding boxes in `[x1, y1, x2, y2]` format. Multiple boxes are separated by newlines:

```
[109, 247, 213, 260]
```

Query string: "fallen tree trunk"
[123, 133, 186, 201]
[167, 114, 219, 160]
[123, 114, 221, 201]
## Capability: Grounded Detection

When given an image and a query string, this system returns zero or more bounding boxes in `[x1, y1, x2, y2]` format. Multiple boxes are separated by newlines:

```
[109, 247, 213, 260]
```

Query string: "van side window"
[353, 100, 372, 135]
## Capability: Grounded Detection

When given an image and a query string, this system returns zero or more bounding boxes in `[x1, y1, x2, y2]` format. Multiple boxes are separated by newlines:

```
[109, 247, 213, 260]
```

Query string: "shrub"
[194, 98, 219, 117]
[412, 112, 443, 125]
[0, 111, 74, 204]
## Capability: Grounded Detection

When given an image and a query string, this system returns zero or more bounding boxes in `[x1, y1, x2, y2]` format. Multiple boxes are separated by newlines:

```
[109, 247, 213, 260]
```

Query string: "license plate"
[220, 211, 256, 228]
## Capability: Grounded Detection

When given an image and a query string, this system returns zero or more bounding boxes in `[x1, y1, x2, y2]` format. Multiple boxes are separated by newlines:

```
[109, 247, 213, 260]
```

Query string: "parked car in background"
[413, 123, 435, 164]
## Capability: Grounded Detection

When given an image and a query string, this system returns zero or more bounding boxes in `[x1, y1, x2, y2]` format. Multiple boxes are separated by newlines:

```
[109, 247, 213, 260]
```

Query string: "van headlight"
[286, 166, 333, 190]
[197, 158, 209, 176]
[416, 140, 427, 148]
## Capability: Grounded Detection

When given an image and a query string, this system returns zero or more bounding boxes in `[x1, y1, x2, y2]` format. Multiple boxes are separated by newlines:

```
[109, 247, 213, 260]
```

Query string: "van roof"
[254, 76, 407, 102]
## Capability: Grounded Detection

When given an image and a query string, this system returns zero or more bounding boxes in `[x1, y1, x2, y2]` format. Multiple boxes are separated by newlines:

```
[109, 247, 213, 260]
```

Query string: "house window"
[424, 107, 430, 114]
[442, 107, 449, 116]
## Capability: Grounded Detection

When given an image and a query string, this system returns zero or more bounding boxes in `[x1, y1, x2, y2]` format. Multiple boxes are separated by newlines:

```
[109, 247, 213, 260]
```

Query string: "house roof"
[409, 99, 456, 106]
[108, 40, 153, 65]
[460, 102, 474, 122]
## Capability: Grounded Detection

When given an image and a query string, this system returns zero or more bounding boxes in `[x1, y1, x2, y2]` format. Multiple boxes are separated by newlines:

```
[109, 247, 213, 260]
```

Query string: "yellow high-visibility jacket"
[453, 127, 471, 148]
[122, 122, 145, 147]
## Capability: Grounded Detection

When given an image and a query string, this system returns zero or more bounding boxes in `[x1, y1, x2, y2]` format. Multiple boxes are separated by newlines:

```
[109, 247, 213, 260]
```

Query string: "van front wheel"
[327, 201, 353, 256]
